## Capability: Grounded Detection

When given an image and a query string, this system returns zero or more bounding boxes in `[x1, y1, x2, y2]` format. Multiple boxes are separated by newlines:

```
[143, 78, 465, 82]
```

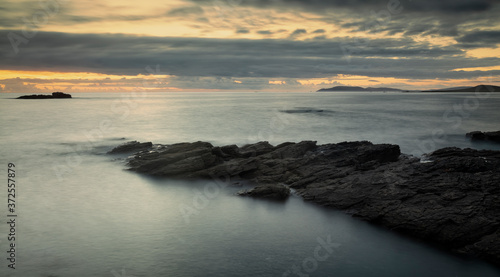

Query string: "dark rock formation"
[425, 85, 500, 93]
[108, 141, 153, 154]
[467, 131, 500, 143]
[238, 184, 290, 200]
[17, 92, 72, 99]
[110, 140, 500, 266]
[317, 86, 403, 92]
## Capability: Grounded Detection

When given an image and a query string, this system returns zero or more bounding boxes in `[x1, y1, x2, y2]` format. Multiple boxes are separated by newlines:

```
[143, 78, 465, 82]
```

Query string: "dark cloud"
[290, 29, 307, 36]
[456, 30, 500, 48]
[1, 30, 497, 81]
[236, 29, 250, 34]
[257, 30, 273, 35]
[188, 0, 495, 14]
[167, 6, 205, 17]
[312, 29, 325, 34]
[189, 0, 500, 39]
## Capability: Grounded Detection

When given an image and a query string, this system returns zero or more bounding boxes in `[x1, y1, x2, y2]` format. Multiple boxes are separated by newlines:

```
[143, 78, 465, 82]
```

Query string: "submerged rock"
[467, 130, 500, 143]
[108, 141, 153, 154]
[112, 140, 500, 266]
[17, 92, 72, 99]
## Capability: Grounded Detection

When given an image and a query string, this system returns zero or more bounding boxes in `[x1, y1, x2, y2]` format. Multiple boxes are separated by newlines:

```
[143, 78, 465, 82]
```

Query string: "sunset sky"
[1, 0, 499, 92]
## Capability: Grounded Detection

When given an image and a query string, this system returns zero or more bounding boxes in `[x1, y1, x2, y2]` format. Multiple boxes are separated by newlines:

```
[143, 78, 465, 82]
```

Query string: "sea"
[1, 91, 500, 277]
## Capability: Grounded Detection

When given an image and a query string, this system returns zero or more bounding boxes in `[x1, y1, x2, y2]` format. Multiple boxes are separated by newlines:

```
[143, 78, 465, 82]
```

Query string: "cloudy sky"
[1, 0, 499, 92]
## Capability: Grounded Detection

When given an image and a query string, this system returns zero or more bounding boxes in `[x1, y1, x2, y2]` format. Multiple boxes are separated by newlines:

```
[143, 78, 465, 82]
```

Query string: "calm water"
[0, 92, 499, 277]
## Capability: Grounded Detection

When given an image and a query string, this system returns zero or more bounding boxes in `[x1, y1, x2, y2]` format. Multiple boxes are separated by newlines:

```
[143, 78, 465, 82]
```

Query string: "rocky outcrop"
[17, 92, 72, 99]
[107, 141, 153, 154]
[467, 131, 500, 143]
[110, 140, 500, 266]
[238, 184, 291, 200]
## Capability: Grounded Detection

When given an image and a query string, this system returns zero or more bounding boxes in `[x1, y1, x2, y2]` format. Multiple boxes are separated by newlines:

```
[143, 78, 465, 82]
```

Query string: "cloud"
[185, 0, 500, 40]
[289, 28, 307, 37]
[312, 29, 325, 34]
[257, 30, 273, 35]
[456, 30, 500, 48]
[167, 6, 205, 17]
[1, 30, 498, 82]
[200, 0, 496, 14]
[236, 29, 250, 34]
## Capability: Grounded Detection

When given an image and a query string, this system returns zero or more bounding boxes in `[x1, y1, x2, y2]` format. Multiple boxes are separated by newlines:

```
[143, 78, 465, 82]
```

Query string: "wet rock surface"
[238, 184, 291, 200]
[107, 141, 153, 154]
[467, 130, 500, 143]
[109, 140, 500, 266]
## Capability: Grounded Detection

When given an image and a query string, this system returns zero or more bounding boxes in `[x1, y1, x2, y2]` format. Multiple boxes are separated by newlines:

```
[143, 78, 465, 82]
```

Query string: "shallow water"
[1, 92, 499, 276]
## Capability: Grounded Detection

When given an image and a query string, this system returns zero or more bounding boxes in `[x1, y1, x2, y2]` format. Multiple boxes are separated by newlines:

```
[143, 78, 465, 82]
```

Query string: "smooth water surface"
[1, 92, 499, 277]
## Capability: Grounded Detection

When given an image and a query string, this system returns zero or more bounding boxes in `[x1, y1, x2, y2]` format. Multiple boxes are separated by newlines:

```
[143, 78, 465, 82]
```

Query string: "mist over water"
[1, 92, 499, 277]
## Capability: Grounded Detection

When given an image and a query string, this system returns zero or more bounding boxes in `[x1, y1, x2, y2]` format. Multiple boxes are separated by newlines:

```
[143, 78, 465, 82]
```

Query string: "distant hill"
[424, 85, 500, 92]
[317, 86, 403, 92]
[316, 84, 500, 93]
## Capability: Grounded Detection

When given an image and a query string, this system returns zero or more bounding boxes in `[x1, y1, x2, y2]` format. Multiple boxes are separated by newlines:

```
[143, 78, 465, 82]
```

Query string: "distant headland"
[317, 86, 403, 92]
[423, 85, 500, 92]
[317, 84, 500, 92]
[17, 92, 72, 99]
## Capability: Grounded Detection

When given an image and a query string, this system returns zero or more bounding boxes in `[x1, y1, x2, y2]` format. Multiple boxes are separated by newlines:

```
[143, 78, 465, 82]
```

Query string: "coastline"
[109, 140, 500, 267]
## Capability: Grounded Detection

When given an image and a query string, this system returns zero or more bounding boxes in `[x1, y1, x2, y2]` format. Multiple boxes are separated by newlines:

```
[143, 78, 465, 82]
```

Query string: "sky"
[0, 0, 499, 93]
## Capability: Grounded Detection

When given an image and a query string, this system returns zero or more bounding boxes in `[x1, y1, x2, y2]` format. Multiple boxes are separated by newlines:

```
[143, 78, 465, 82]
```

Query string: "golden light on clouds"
[0, 70, 170, 80]
[1, 0, 499, 92]
[466, 48, 500, 59]
[452, 65, 500, 72]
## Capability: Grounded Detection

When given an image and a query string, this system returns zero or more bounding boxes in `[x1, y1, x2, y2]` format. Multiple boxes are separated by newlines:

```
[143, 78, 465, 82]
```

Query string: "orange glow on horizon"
[0, 70, 170, 80]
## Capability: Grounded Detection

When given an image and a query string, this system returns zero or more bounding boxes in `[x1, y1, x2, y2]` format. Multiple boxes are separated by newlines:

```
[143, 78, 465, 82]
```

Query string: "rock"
[127, 141, 221, 177]
[17, 92, 72, 99]
[467, 131, 500, 143]
[112, 140, 500, 266]
[51, 92, 72, 98]
[238, 184, 291, 200]
[108, 141, 153, 154]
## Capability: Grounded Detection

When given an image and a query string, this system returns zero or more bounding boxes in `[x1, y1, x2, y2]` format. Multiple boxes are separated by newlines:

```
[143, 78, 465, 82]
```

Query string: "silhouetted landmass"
[424, 85, 500, 92]
[17, 92, 72, 99]
[317, 86, 403, 92]
[317, 84, 500, 93]
[110, 140, 500, 266]
[467, 130, 500, 143]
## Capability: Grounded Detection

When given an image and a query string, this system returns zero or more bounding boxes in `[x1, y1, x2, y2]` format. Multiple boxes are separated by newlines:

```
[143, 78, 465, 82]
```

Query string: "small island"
[17, 92, 72, 99]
